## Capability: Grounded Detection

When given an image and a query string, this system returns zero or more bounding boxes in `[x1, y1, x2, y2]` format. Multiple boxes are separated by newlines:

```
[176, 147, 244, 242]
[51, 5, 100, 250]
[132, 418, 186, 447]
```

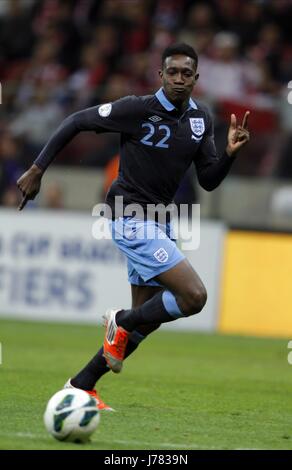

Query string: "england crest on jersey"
[189, 118, 205, 137]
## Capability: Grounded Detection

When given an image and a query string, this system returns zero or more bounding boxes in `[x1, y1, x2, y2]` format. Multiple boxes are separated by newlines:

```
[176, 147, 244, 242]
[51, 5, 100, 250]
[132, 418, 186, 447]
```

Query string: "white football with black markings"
[44, 389, 100, 443]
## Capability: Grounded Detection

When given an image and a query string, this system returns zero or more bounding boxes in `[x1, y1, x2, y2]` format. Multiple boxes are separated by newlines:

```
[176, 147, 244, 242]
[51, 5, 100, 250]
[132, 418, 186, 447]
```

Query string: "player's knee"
[180, 286, 207, 316]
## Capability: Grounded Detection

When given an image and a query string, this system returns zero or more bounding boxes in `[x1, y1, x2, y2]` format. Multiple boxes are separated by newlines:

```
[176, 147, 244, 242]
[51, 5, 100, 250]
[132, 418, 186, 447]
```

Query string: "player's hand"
[226, 111, 250, 157]
[16, 164, 43, 211]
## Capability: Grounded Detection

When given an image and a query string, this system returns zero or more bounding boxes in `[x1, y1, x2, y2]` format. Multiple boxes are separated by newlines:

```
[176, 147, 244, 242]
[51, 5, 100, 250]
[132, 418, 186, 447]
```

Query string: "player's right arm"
[17, 96, 140, 210]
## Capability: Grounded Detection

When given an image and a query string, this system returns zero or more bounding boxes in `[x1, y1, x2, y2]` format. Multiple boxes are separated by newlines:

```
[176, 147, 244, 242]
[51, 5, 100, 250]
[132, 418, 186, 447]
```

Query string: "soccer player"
[17, 43, 250, 411]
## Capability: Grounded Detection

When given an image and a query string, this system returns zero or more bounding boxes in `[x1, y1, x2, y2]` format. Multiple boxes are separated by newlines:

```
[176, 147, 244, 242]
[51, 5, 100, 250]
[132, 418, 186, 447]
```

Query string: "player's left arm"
[194, 110, 250, 191]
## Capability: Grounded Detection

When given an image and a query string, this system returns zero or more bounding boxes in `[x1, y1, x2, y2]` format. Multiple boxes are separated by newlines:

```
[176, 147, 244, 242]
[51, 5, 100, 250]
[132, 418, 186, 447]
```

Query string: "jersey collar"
[155, 88, 197, 111]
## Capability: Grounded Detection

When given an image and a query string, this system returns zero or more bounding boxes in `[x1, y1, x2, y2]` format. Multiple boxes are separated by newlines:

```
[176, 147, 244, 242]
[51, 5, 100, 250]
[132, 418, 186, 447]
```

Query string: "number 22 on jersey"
[140, 123, 170, 148]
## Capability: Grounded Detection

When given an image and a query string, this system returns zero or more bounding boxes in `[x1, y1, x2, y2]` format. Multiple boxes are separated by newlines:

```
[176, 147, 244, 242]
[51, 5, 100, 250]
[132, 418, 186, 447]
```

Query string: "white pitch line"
[0, 432, 260, 450]
[113, 439, 205, 449]
[0, 432, 202, 449]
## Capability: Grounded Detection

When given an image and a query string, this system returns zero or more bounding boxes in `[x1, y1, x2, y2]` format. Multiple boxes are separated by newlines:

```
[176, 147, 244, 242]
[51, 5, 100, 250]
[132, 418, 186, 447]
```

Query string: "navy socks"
[116, 291, 183, 332]
[71, 339, 140, 390]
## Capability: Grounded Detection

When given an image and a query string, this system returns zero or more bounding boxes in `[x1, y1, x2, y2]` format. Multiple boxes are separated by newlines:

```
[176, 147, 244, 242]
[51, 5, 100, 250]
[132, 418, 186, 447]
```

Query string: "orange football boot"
[63, 379, 114, 411]
[102, 309, 130, 373]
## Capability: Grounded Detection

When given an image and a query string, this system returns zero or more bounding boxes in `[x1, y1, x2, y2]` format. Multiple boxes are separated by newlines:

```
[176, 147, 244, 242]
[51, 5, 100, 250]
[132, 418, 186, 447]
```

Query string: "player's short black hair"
[162, 43, 198, 69]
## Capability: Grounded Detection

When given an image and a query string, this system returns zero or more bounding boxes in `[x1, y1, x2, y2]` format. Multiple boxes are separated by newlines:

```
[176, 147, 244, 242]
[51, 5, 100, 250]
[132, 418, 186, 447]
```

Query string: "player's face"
[159, 55, 199, 105]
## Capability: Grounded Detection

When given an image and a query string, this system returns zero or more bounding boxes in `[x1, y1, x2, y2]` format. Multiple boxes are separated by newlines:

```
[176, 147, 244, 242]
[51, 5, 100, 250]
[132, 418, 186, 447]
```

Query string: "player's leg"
[128, 284, 162, 339]
[103, 265, 207, 373]
[70, 285, 162, 391]
[115, 258, 207, 332]
[103, 217, 207, 372]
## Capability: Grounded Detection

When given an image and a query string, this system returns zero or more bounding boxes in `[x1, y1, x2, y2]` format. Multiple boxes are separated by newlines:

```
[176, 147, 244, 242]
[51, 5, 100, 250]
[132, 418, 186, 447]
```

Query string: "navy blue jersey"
[34, 88, 235, 214]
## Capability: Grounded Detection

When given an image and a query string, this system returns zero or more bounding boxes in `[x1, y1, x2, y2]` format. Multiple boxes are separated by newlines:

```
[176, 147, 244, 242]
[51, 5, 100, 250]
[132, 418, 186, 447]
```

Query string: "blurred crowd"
[0, 0, 292, 208]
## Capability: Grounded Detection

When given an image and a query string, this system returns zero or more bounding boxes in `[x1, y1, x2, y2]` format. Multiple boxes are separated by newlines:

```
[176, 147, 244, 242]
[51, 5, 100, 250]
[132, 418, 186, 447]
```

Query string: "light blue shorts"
[109, 217, 185, 287]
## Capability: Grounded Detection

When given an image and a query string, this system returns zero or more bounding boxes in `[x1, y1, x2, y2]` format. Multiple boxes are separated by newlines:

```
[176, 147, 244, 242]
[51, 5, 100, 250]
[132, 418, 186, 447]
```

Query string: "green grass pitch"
[0, 318, 292, 450]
